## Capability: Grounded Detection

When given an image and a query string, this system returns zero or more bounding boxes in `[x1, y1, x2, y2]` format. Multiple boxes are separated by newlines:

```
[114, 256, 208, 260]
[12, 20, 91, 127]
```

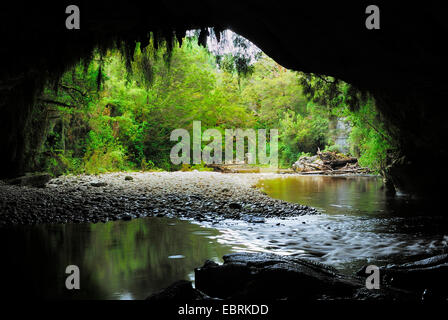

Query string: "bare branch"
[37, 99, 76, 108]
[59, 84, 87, 97]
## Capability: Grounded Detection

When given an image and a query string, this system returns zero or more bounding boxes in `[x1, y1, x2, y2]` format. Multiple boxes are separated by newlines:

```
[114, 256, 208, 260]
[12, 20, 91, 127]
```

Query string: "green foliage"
[344, 101, 392, 171]
[191, 162, 214, 172]
[299, 73, 394, 172]
[36, 33, 391, 175]
[241, 54, 329, 166]
[180, 162, 213, 172]
[324, 144, 343, 153]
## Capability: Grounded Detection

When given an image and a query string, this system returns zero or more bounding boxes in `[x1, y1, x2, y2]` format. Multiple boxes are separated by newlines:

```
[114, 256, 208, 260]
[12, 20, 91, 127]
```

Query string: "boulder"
[194, 252, 416, 301]
[228, 202, 242, 210]
[146, 280, 208, 301]
[90, 182, 107, 187]
[358, 253, 448, 301]
[145, 252, 420, 301]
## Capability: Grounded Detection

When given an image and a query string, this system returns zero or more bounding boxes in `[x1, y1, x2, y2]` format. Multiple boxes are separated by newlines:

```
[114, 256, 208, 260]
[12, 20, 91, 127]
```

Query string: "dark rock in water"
[90, 182, 107, 187]
[355, 265, 369, 277]
[229, 202, 242, 210]
[358, 253, 448, 301]
[195, 260, 252, 299]
[7, 173, 51, 188]
[202, 260, 219, 268]
[389, 253, 448, 269]
[146, 280, 207, 301]
[242, 215, 265, 223]
[194, 252, 416, 301]
[124, 176, 133, 181]
[195, 213, 205, 221]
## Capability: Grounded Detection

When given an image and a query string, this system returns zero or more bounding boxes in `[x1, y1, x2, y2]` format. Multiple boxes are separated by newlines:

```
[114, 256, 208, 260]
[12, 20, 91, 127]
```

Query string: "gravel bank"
[0, 172, 319, 226]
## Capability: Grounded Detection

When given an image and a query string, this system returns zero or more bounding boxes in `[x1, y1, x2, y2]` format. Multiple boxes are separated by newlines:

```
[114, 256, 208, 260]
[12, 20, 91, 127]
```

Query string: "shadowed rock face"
[147, 252, 448, 301]
[1, 1, 448, 197]
[371, 253, 448, 299]
[148, 252, 419, 301]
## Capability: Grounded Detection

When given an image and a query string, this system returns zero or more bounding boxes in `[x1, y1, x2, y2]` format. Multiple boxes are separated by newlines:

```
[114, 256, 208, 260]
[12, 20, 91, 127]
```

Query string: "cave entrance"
[1, 4, 448, 302]
[14, 29, 386, 181]
[2, 3, 448, 198]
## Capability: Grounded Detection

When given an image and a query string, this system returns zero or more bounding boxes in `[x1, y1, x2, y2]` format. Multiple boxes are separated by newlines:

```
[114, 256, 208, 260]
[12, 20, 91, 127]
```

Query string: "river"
[1, 174, 447, 299]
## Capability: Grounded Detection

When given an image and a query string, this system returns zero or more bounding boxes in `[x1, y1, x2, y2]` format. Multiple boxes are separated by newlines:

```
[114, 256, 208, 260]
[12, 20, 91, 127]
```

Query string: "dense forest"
[32, 31, 392, 175]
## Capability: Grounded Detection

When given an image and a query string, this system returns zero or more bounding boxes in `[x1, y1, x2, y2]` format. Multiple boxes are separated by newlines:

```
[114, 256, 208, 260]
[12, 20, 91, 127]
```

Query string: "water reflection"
[2, 175, 447, 299]
[259, 175, 413, 216]
[0, 217, 234, 300]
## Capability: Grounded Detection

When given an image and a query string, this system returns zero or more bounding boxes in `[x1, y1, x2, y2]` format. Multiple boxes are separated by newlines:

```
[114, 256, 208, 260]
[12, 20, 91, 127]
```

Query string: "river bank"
[1, 172, 448, 300]
[0, 172, 319, 226]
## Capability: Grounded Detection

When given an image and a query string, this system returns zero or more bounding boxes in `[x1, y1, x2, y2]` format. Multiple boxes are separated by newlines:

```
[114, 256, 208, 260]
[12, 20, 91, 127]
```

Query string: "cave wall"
[1, 1, 447, 196]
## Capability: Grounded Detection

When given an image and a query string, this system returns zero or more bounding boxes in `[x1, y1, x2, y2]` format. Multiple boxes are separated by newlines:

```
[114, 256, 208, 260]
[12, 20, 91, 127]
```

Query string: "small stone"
[90, 182, 107, 187]
[229, 202, 242, 210]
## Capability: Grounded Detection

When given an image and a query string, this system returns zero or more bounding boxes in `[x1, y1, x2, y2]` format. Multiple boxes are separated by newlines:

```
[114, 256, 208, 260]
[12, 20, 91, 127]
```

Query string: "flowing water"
[242, 175, 448, 272]
[1, 175, 447, 299]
